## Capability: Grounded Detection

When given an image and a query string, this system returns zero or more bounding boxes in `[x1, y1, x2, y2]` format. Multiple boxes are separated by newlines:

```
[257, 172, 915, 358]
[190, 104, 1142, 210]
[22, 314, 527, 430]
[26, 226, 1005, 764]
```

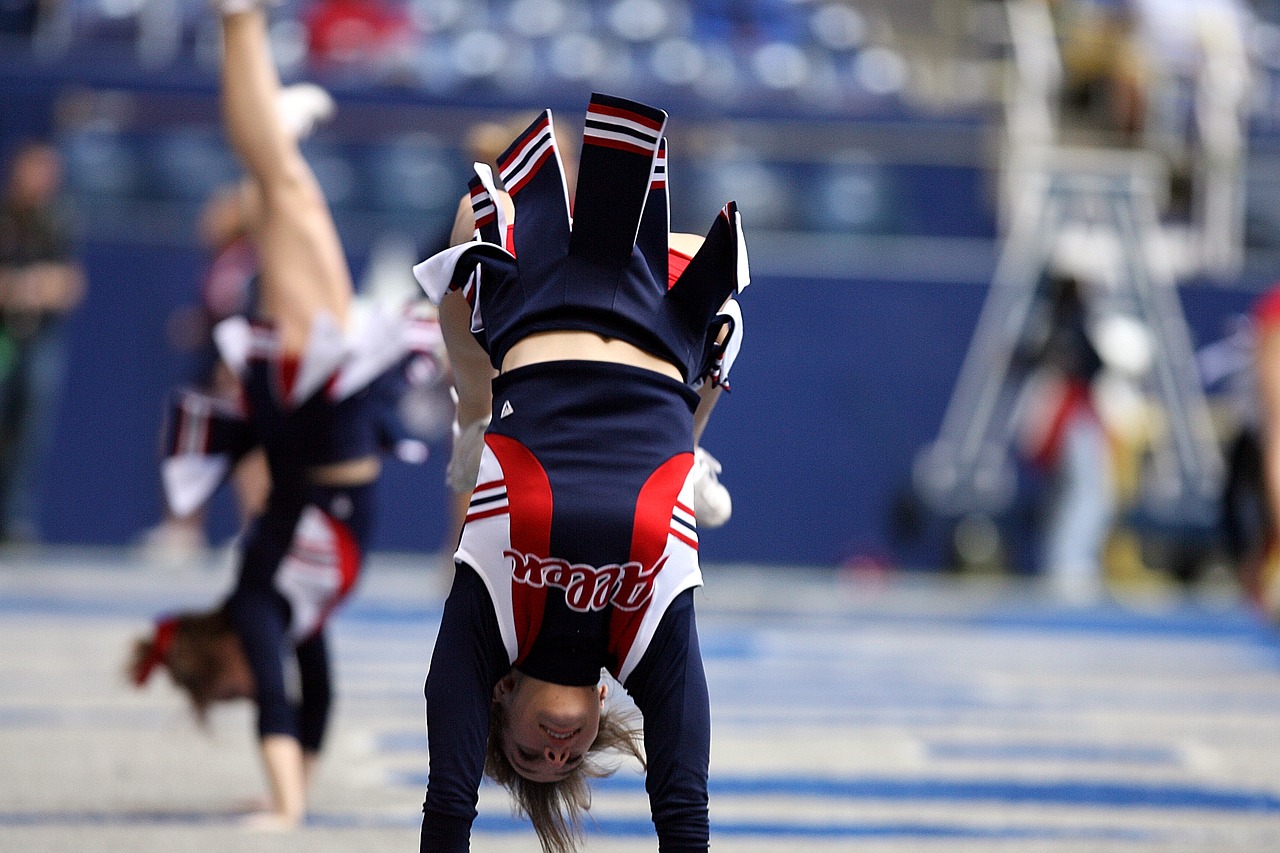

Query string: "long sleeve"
[224, 497, 307, 743]
[421, 563, 510, 852]
[225, 584, 296, 739]
[294, 630, 332, 753]
[622, 589, 711, 852]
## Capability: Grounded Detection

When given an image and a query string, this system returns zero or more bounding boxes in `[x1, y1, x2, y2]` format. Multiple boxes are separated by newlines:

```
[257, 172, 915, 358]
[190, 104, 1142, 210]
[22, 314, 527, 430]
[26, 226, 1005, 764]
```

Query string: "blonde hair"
[127, 609, 239, 723]
[486, 699, 645, 853]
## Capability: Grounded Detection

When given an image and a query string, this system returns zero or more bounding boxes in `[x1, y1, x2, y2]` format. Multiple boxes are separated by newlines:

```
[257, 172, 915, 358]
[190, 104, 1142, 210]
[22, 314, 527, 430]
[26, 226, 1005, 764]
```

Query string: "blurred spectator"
[1125, 0, 1250, 144]
[691, 0, 804, 46]
[1014, 270, 1115, 603]
[1197, 314, 1267, 581]
[1053, 0, 1147, 139]
[304, 0, 415, 74]
[0, 140, 85, 546]
[1249, 284, 1280, 615]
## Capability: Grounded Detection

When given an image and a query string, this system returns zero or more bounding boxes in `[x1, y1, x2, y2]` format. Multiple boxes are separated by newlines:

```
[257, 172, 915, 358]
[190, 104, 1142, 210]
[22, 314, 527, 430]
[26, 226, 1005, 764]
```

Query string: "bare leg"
[217, 12, 351, 828]
[232, 447, 270, 527]
[218, 9, 351, 354]
[241, 734, 307, 830]
[439, 194, 498, 508]
[693, 382, 721, 445]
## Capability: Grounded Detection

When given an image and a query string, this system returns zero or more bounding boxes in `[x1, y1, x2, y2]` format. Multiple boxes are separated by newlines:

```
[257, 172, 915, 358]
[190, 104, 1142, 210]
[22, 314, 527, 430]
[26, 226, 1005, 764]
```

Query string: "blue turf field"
[2, 551, 1280, 851]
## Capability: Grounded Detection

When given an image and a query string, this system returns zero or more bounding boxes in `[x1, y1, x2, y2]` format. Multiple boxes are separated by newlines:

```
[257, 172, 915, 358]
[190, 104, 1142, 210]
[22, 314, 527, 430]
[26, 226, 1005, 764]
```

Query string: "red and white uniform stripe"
[457, 436, 702, 684]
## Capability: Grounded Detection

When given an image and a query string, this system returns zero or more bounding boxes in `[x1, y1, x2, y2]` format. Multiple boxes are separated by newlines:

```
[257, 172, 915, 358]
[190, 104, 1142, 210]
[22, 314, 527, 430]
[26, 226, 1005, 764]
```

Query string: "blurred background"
[3, 0, 1279, 593]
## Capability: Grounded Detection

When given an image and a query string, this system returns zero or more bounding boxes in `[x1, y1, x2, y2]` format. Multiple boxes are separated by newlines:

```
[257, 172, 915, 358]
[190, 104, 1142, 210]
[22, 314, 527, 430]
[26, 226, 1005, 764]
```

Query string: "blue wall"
[41, 241, 1262, 567]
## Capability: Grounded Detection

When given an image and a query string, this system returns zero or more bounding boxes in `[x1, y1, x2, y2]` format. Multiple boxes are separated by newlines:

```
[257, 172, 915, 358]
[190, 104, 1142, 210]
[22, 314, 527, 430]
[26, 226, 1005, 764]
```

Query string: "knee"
[262, 159, 326, 216]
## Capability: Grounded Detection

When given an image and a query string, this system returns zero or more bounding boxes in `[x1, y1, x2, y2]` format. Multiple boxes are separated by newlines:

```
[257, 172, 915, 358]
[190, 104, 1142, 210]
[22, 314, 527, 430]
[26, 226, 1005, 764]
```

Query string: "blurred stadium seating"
[1, 0, 1005, 254]
[4, 0, 1280, 574]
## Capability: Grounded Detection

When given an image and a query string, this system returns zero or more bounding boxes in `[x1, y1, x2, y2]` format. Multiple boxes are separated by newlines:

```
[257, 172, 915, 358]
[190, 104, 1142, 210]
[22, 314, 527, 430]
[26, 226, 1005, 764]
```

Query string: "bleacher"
[2, 0, 1278, 570]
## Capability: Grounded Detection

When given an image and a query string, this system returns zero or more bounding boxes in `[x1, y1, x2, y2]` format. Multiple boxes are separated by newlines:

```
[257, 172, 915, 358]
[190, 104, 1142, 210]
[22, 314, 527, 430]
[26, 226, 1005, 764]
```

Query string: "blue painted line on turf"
[925, 741, 1181, 765]
[0, 708, 56, 726]
[0, 594, 443, 623]
[378, 731, 428, 752]
[0, 596, 174, 619]
[707, 602, 1280, 650]
[465, 814, 1163, 841]
[392, 770, 1280, 813]
[0, 810, 1164, 841]
[333, 602, 440, 624]
[0, 810, 253, 827]
[373, 727, 1177, 758]
[692, 776, 1280, 812]
[963, 606, 1280, 643]
[4, 590, 1277, 644]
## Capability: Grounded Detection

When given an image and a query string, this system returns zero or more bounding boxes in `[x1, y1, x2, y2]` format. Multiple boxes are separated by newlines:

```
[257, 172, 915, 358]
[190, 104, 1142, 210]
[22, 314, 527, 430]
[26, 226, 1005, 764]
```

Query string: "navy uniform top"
[414, 93, 749, 853]
[413, 93, 749, 386]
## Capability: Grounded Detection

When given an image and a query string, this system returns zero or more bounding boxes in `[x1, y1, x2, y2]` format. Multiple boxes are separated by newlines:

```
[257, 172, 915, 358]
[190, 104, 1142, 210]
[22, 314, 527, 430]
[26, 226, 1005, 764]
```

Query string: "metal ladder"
[913, 148, 1224, 527]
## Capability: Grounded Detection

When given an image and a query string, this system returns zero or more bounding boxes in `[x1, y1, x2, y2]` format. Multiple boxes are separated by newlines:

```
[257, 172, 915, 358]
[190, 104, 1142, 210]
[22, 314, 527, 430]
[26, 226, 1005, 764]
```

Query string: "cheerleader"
[414, 94, 749, 853]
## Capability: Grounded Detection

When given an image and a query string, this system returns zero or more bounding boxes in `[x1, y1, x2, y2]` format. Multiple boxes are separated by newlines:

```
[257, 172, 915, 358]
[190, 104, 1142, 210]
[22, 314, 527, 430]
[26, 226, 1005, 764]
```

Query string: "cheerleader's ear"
[492, 671, 519, 703]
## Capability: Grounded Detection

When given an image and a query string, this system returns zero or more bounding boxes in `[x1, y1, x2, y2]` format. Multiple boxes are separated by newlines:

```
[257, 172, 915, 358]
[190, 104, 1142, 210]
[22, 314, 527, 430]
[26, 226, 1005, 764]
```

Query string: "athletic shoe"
[277, 83, 335, 141]
[691, 446, 732, 528]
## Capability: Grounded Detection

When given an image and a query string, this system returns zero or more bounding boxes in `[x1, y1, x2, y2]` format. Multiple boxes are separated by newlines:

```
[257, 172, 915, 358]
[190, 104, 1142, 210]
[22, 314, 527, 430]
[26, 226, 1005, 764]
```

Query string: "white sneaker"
[277, 83, 335, 141]
[691, 446, 732, 529]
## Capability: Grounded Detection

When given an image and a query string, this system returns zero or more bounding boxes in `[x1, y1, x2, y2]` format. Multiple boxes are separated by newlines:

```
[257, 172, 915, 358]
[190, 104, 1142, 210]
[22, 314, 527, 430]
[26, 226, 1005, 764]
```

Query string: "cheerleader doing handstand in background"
[128, 1, 438, 830]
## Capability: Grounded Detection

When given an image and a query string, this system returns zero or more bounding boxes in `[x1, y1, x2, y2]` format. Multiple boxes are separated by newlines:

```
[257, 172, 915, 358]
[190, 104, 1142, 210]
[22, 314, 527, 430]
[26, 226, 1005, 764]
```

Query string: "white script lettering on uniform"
[505, 550, 667, 612]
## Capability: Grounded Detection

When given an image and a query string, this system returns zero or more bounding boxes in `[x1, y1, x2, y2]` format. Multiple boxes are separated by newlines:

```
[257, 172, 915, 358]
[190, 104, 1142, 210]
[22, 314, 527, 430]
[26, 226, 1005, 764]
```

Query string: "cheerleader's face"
[493, 671, 606, 783]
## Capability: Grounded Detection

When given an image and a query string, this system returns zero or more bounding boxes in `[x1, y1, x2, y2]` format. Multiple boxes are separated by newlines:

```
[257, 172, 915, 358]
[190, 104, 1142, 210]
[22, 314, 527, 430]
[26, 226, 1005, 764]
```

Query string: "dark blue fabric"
[624, 589, 710, 851]
[420, 573, 710, 851]
[421, 563, 508, 851]
[161, 386, 255, 461]
[224, 478, 375, 750]
[460, 95, 741, 383]
[225, 489, 305, 743]
[486, 360, 698, 686]
[239, 355, 382, 487]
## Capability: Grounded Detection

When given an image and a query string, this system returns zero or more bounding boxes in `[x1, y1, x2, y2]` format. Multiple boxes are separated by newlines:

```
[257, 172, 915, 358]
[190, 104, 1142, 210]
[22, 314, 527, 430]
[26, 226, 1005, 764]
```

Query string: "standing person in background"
[0, 140, 85, 547]
[1198, 314, 1267, 585]
[1015, 270, 1115, 603]
[1249, 284, 1280, 615]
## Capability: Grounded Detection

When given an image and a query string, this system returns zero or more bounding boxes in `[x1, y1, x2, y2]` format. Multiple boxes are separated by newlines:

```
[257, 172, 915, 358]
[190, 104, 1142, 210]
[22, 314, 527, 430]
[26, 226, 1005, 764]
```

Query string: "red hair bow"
[134, 617, 178, 687]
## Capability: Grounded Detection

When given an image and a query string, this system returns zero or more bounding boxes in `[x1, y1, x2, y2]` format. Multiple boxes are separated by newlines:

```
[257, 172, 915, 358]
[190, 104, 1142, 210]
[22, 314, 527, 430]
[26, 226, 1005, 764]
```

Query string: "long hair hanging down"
[485, 700, 646, 853]
[127, 609, 240, 723]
